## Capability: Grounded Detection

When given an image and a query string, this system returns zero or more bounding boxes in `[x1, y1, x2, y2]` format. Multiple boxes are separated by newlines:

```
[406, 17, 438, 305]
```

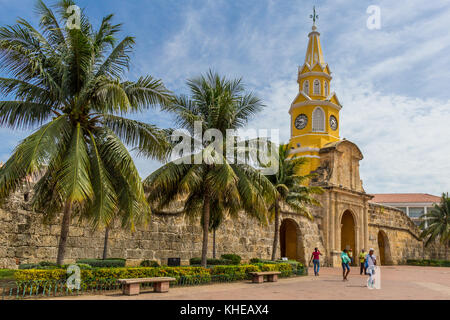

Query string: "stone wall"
[0, 188, 324, 269]
[1, 187, 446, 269]
[367, 203, 443, 264]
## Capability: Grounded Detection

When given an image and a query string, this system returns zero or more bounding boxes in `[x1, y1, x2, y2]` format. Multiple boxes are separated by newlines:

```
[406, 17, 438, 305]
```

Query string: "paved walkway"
[52, 266, 450, 300]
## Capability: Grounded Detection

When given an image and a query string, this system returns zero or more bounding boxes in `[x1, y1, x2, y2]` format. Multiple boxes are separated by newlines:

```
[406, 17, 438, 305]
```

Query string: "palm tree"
[144, 71, 276, 267]
[264, 144, 323, 261]
[420, 193, 450, 260]
[204, 203, 225, 259]
[0, 0, 172, 265]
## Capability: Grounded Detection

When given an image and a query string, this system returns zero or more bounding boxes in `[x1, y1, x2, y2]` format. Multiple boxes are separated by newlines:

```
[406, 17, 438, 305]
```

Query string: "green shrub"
[18, 261, 59, 270]
[189, 257, 201, 265]
[19, 262, 93, 270]
[250, 258, 262, 263]
[276, 259, 301, 272]
[39, 261, 58, 267]
[15, 266, 210, 288]
[210, 265, 259, 280]
[189, 257, 234, 266]
[62, 263, 93, 270]
[140, 260, 160, 268]
[406, 259, 450, 267]
[220, 254, 241, 265]
[76, 258, 126, 268]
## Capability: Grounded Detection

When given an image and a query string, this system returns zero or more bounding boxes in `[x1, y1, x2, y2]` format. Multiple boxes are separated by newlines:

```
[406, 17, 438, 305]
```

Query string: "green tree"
[264, 144, 323, 261]
[144, 71, 276, 267]
[420, 193, 450, 260]
[0, 0, 172, 265]
[203, 203, 225, 259]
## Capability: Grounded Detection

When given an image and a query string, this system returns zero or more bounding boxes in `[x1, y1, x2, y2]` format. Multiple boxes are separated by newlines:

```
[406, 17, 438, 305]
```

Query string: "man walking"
[309, 248, 322, 276]
[365, 248, 377, 289]
[359, 249, 367, 275]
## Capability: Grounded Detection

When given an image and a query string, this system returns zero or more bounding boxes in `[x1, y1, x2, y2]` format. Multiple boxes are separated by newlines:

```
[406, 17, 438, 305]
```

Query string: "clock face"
[330, 115, 338, 131]
[295, 114, 308, 130]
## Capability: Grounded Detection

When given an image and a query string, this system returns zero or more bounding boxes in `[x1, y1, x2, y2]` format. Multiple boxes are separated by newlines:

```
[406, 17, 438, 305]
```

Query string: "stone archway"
[377, 230, 392, 265]
[280, 219, 305, 263]
[341, 210, 356, 264]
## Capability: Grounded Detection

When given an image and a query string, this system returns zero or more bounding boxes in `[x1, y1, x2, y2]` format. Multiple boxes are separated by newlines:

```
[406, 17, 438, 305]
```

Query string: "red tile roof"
[371, 193, 441, 204]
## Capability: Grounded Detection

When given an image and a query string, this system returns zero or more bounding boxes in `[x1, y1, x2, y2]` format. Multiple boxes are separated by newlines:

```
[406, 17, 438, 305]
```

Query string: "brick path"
[52, 266, 450, 300]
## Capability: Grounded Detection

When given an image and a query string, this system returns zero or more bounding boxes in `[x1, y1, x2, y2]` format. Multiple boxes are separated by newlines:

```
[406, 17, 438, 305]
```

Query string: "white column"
[424, 207, 428, 228]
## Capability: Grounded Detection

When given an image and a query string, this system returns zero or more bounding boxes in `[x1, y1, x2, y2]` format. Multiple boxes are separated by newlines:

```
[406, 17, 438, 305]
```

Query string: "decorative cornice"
[298, 71, 332, 81]
[289, 99, 342, 114]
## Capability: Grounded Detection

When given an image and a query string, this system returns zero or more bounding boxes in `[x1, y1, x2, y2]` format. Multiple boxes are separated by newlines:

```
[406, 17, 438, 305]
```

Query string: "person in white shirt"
[365, 248, 377, 289]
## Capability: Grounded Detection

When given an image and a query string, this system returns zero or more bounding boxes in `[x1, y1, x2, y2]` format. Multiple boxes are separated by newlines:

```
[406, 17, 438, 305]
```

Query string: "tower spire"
[310, 6, 319, 28]
[304, 7, 325, 66]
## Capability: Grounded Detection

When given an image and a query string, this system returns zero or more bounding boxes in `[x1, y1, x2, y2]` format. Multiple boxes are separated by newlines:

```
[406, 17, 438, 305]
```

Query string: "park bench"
[118, 277, 176, 296]
[250, 271, 281, 283]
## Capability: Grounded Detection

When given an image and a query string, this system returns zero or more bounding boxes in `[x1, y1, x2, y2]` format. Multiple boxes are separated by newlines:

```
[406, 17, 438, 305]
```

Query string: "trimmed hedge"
[76, 259, 126, 268]
[250, 259, 306, 276]
[15, 266, 211, 287]
[19, 261, 58, 270]
[14, 263, 295, 286]
[220, 254, 241, 265]
[189, 257, 234, 266]
[140, 260, 160, 268]
[406, 259, 450, 267]
[19, 262, 92, 270]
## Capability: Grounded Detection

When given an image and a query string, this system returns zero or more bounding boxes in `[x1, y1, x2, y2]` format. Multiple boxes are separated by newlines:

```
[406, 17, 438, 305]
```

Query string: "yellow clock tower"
[288, 14, 342, 175]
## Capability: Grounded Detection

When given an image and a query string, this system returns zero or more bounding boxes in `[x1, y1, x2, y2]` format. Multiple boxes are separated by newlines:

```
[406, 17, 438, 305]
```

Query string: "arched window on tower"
[303, 80, 309, 94]
[313, 79, 321, 95]
[324, 81, 329, 96]
[312, 107, 325, 132]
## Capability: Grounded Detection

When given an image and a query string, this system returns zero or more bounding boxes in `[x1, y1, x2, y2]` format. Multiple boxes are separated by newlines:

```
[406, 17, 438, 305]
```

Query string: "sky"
[0, 0, 449, 195]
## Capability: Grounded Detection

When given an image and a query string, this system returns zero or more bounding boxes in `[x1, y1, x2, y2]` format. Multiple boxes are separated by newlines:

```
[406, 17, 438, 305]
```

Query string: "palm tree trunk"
[201, 193, 211, 268]
[102, 226, 110, 260]
[56, 201, 72, 266]
[213, 229, 216, 259]
[271, 200, 280, 261]
[445, 241, 448, 261]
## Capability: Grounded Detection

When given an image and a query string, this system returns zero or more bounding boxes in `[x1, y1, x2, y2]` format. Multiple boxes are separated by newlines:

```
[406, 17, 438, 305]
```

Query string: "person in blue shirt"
[341, 249, 351, 281]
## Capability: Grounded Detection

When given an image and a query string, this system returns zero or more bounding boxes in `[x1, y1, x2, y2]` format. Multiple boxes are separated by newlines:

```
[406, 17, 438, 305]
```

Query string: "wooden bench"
[118, 277, 176, 296]
[250, 271, 281, 283]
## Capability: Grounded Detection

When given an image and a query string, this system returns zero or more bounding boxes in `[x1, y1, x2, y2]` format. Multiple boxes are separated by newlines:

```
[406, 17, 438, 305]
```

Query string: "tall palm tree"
[264, 144, 323, 261]
[420, 193, 450, 260]
[203, 202, 225, 259]
[0, 0, 172, 265]
[144, 71, 276, 267]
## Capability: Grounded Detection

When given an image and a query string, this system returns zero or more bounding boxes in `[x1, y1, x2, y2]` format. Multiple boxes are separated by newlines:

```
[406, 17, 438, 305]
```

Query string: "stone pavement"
[52, 266, 450, 300]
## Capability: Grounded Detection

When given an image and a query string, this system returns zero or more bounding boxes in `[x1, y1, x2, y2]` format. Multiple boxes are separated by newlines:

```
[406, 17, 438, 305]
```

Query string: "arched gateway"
[280, 219, 305, 263]
[341, 210, 356, 264]
[377, 230, 392, 265]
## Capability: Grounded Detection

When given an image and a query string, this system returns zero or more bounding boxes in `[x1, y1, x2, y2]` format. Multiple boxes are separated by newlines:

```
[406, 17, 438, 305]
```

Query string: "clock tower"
[288, 13, 342, 175]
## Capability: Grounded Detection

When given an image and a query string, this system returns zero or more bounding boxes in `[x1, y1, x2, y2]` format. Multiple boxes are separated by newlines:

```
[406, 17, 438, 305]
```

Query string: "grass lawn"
[0, 269, 16, 280]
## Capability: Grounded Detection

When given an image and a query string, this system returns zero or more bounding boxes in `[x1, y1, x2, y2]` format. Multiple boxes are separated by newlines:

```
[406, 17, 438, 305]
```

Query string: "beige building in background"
[371, 194, 441, 228]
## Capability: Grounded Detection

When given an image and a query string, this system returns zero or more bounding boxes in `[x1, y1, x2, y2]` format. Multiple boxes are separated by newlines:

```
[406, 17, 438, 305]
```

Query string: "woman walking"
[309, 248, 322, 276]
[341, 249, 351, 281]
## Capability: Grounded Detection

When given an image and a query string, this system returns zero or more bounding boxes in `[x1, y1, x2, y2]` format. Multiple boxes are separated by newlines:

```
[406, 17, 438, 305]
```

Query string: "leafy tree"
[420, 193, 450, 260]
[264, 144, 323, 261]
[144, 71, 276, 267]
[0, 0, 172, 265]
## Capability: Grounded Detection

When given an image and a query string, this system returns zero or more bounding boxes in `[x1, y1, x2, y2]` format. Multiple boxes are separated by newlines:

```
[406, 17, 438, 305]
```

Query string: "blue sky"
[1, 0, 449, 195]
